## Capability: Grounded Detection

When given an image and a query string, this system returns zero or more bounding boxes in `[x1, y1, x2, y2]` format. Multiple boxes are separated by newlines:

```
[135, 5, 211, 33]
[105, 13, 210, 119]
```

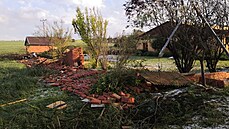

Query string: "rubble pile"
[185, 72, 229, 87]
[43, 66, 135, 109]
[20, 56, 136, 109]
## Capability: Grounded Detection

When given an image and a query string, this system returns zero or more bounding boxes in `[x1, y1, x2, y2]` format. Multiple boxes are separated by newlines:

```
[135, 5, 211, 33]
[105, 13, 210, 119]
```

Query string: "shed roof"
[25, 37, 53, 46]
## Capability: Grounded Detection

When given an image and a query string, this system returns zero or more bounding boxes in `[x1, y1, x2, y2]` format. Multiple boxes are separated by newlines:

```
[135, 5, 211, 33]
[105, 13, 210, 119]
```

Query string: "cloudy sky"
[0, 0, 137, 40]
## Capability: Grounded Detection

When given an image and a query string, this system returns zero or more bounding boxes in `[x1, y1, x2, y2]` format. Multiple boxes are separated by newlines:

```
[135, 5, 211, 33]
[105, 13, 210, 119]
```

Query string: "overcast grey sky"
[0, 0, 136, 40]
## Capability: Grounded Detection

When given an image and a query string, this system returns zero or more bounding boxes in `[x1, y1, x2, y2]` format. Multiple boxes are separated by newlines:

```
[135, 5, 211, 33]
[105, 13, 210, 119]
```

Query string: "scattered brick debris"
[185, 72, 229, 88]
[20, 56, 138, 109]
[20, 57, 51, 67]
[40, 63, 135, 109]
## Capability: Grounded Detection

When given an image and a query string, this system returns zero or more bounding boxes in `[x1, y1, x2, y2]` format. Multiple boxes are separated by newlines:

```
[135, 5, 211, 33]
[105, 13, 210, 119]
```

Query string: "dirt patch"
[0, 54, 26, 60]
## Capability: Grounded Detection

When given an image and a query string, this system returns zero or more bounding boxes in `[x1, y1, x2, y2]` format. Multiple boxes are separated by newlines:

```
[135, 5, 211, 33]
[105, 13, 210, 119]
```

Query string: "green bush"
[90, 68, 140, 94]
[220, 53, 229, 60]
[38, 50, 53, 59]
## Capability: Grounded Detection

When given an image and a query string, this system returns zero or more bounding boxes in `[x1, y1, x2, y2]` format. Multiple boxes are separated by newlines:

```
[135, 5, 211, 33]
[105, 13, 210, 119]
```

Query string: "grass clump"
[0, 59, 54, 103]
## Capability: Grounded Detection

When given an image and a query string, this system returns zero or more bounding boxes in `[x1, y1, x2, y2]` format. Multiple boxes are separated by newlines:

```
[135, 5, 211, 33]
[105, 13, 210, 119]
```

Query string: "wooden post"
[200, 53, 206, 86]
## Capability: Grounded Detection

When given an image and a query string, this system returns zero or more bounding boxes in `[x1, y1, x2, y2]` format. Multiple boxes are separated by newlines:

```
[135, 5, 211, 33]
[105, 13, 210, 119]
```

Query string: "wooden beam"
[158, 21, 182, 57]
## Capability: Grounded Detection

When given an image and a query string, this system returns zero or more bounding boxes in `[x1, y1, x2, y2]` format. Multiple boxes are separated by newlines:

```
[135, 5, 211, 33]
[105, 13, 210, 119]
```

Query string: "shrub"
[90, 68, 140, 94]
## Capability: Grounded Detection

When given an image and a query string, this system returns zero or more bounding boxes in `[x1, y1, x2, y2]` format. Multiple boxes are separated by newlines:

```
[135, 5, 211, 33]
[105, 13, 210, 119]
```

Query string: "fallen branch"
[97, 108, 106, 120]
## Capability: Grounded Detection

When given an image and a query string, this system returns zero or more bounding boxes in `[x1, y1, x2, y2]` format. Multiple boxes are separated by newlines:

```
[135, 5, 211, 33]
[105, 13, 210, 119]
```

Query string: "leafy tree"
[72, 7, 108, 70]
[124, 0, 229, 73]
[151, 37, 166, 51]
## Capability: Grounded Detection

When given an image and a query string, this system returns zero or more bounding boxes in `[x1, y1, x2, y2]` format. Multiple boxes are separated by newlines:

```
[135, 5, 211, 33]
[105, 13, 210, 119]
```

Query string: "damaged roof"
[140, 71, 191, 87]
[24, 37, 53, 46]
[140, 21, 229, 39]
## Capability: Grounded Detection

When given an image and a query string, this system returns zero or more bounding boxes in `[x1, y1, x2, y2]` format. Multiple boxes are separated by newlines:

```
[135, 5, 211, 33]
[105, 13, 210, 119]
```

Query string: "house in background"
[137, 21, 177, 52]
[138, 21, 229, 52]
[136, 40, 155, 52]
[24, 37, 53, 53]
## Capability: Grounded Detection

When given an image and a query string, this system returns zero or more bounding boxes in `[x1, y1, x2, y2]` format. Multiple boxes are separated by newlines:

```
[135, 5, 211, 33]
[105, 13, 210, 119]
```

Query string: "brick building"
[24, 37, 53, 53]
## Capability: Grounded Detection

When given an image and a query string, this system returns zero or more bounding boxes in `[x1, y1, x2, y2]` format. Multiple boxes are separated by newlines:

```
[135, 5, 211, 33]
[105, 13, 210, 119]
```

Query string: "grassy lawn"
[0, 58, 84, 128]
[130, 56, 229, 72]
[0, 58, 129, 129]
[0, 41, 25, 55]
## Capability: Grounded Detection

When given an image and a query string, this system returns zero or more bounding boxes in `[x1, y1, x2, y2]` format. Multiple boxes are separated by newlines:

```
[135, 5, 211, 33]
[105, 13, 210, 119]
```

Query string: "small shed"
[24, 37, 53, 53]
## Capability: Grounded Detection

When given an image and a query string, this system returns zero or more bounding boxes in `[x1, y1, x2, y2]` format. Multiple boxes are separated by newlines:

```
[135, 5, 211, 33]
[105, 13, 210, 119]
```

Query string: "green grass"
[0, 58, 124, 129]
[129, 56, 229, 72]
[0, 60, 53, 103]
[0, 41, 25, 55]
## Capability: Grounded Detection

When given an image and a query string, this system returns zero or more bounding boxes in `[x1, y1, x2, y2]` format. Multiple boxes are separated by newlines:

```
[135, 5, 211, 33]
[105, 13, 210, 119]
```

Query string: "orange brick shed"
[24, 37, 53, 53]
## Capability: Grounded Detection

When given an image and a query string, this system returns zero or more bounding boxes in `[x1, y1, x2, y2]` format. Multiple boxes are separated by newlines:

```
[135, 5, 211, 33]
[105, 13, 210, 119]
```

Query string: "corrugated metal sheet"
[140, 71, 191, 86]
[25, 37, 53, 46]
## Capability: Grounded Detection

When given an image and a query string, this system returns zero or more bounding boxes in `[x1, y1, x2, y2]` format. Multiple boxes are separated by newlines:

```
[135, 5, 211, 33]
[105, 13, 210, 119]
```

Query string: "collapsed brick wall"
[63, 48, 84, 66]
[185, 72, 229, 87]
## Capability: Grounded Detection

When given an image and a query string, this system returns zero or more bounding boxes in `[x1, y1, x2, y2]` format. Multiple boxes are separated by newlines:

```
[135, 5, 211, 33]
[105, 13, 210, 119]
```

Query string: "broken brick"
[119, 91, 126, 96]
[79, 93, 87, 98]
[111, 93, 121, 100]
[67, 87, 73, 92]
[121, 96, 135, 104]
[101, 100, 111, 104]
[90, 98, 102, 104]
[97, 96, 107, 101]
[61, 87, 67, 91]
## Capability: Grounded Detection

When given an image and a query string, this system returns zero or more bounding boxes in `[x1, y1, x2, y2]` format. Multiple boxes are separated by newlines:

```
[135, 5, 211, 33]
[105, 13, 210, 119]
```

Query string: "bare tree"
[34, 20, 72, 59]
[114, 30, 140, 69]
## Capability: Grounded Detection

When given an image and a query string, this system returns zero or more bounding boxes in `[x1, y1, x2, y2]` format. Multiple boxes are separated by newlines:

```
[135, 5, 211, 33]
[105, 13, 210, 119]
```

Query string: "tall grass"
[0, 60, 54, 103]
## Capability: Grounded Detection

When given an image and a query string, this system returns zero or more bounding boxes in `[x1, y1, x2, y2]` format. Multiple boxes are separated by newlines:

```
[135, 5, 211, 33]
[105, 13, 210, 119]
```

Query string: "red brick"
[101, 100, 111, 104]
[90, 98, 102, 104]
[121, 96, 135, 104]
[119, 91, 126, 96]
[97, 96, 107, 101]
[26, 46, 52, 53]
[111, 93, 121, 100]
[63, 48, 84, 66]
